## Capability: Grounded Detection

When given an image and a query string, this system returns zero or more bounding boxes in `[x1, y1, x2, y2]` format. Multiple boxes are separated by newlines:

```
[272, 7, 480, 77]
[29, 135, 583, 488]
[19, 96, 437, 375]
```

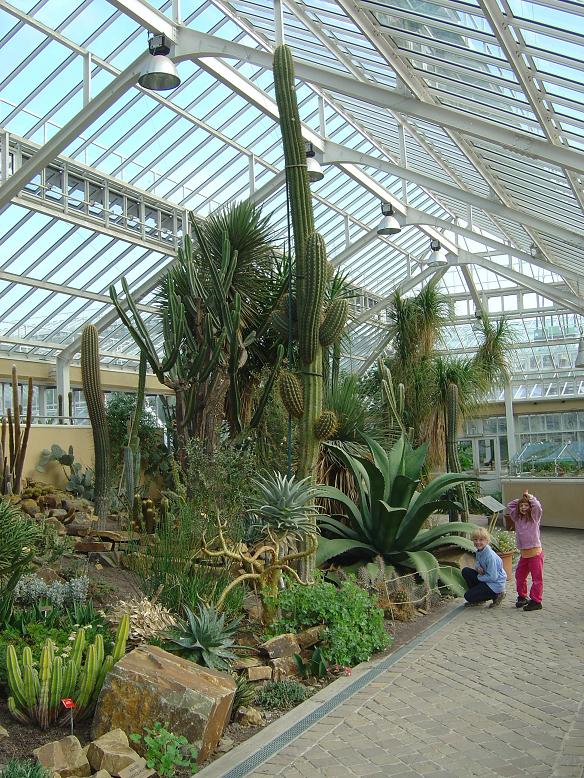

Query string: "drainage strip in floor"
[217, 604, 463, 778]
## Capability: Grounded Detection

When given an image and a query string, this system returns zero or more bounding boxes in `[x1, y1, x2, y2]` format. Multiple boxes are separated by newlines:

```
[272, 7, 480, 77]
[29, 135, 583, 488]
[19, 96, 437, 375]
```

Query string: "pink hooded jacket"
[507, 496, 542, 549]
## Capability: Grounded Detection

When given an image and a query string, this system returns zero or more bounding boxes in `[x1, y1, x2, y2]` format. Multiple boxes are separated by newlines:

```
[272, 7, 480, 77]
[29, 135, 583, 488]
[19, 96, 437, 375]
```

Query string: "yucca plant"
[316, 434, 477, 594]
[248, 472, 321, 541]
[0, 500, 42, 624]
[165, 604, 242, 670]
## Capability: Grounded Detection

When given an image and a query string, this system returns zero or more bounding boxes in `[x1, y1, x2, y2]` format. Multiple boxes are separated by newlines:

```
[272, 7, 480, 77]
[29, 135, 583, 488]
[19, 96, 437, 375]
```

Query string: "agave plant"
[248, 472, 321, 541]
[316, 434, 477, 594]
[165, 604, 242, 670]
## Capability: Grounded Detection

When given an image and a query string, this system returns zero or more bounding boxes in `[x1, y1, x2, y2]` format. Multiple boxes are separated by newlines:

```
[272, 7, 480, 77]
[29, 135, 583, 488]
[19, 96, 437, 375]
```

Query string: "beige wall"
[0, 357, 172, 394]
[502, 478, 584, 530]
[23, 426, 95, 490]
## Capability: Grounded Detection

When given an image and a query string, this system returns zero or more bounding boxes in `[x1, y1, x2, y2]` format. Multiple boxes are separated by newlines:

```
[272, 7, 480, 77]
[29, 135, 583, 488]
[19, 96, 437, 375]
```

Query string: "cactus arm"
[6, 645, 28, 710]
[112, 614, 129, 663]
[80, 325, 111, 523]
[14, 375, 33, 494]
[8, 696, 30, 725]
[11, 367, 20, 469]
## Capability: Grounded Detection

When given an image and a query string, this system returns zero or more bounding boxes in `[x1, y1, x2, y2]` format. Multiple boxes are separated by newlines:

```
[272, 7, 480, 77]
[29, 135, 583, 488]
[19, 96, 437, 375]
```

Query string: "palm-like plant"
[248, 472, 321, 541]
[316, 435, 477, 594]
[165, 604, 242, 670]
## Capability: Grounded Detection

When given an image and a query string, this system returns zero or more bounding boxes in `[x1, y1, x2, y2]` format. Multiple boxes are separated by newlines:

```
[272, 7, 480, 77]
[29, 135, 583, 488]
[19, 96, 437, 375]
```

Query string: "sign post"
[61, 698, 75, 735]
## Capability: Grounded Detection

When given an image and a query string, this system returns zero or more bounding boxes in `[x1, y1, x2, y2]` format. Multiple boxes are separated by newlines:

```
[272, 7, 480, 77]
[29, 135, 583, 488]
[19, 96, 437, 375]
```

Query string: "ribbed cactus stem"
[81, 325, 110, 523]
[446, 383, 469, 522]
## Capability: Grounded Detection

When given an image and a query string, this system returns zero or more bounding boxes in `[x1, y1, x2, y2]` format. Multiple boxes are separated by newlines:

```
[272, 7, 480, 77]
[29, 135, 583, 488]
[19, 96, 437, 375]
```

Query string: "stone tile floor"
[200, 528, 584, 778]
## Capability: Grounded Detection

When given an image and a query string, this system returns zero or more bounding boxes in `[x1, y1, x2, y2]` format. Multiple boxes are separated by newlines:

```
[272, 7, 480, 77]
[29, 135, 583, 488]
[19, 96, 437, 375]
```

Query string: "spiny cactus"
[0, 367, 33, 495]
[320, 298, 349, 347]
[377, 359, 408, 443]
[446, 382, 469, 522]
[6, 615, 129, 729]
[314, 410, 339, 441]
[80, 325, 110, 523]
[280, 371, 304, 419]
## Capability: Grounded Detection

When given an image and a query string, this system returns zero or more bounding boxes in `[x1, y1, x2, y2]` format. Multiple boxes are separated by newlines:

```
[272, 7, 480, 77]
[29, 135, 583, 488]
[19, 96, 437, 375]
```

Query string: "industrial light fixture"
[471, 308, 484, 333]
[305, 143, 324, 182]
[427, 238, 448, 266]
[376, 202, 401, 236]
[138, 34, 181, 91]
[575, 338, 584, 368]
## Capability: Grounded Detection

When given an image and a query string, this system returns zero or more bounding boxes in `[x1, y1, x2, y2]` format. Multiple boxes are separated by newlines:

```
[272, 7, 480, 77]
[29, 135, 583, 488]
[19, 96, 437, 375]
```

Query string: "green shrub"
[255, 680, 310, 710]
[1, 759, 53, 778]
[269, 577, 390, 666]
[130, 722, 198, 777]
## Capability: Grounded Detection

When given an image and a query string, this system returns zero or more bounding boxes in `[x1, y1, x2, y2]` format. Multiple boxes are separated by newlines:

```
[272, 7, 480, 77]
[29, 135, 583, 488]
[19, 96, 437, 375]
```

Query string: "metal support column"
[504, 382, 517, 464]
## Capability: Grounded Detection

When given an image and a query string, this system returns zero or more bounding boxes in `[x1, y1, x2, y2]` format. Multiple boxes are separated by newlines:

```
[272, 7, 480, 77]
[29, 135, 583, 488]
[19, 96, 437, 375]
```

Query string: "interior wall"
[23, 425, 95, 490]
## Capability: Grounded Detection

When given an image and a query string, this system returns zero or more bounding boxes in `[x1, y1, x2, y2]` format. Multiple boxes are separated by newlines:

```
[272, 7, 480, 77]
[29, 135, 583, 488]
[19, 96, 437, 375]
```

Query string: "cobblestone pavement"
[235, 528, 584, 778]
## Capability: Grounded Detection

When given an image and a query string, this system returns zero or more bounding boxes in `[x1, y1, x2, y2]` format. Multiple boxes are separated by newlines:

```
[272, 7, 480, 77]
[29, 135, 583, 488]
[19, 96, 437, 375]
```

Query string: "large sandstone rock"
[86, 729, 141, 776]
[91, 645, 236, 762]
[33, 735, 91, 778]
[260, 633, 300, 659]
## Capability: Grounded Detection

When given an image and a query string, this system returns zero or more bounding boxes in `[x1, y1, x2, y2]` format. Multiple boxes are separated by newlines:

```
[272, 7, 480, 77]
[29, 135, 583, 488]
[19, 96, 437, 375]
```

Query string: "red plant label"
[61, 698, 76, 709]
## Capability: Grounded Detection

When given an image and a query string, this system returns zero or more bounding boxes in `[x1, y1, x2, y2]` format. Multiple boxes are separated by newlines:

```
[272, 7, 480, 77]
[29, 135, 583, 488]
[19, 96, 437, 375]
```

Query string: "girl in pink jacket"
[506, 490, 543, 611]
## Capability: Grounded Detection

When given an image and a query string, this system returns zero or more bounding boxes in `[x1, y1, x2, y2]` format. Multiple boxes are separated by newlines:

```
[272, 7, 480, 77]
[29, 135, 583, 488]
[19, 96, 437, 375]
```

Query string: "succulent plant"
[6, 615, 129, 729]
[248, 472, 322, 541]
[165, 604, 241, 670]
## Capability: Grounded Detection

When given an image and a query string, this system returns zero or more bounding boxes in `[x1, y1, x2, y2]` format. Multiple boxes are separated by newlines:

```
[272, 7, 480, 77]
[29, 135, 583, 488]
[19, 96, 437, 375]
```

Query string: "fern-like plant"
[165, 604, 242, 670]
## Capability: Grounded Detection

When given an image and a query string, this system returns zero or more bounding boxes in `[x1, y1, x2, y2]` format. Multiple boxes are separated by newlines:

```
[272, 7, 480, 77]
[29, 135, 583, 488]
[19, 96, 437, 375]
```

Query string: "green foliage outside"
[130, 723, 199, 777]
[255, 680, 310, 710]
[0, 759, 53, 778]
[268, 577, 389, 666]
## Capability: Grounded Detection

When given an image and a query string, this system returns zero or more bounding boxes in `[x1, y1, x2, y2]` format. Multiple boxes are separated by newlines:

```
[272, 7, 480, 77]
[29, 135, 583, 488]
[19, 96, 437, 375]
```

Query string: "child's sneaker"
[489, 592, 506, 608]
[515, 596, 529, 608]
[523, 600, 543, 611]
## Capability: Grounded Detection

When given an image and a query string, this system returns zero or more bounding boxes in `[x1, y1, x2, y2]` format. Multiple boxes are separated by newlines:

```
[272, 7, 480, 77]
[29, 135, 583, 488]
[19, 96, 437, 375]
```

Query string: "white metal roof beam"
[0, 55, 147, 211]
[459, 254, 584, 316]
[478, 0, 584, 214]
[323, 142, 583, 246]
[173, 27, 584, 174]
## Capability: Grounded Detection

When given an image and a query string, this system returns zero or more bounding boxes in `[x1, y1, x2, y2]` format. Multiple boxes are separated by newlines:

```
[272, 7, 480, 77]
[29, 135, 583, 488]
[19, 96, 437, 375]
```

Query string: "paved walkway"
[200, 528, 584, 778]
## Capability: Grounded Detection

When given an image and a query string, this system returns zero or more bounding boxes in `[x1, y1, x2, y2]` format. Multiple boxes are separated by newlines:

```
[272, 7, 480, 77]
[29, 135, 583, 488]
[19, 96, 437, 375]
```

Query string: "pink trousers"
[515, 552, 544, 603]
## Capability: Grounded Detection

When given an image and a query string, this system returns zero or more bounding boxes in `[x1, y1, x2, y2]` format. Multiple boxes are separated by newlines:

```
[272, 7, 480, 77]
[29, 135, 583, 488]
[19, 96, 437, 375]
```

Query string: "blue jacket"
[476, 545, 507, 593]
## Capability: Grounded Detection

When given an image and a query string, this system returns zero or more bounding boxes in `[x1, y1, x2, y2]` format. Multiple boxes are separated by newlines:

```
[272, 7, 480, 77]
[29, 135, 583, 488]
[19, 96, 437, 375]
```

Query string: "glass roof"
[0, 0, 583, 383]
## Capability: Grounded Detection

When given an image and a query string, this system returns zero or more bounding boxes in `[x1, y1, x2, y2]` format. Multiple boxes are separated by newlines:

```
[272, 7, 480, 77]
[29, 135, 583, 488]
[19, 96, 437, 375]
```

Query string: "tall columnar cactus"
[273, 45, 348, 578]
[446, 383, 469, 522]
[6, 615, 129, 729]
[80, 325, 111, 523]
[0, 367, 33, 495]
[378, 359, 408, 444]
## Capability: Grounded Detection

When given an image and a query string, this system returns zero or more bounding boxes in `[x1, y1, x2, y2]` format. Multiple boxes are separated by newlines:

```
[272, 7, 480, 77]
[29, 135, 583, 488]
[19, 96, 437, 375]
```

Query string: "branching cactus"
[273, 44, 348, 578]
[378, 359, 408, 444]
[446, 382, 469, 522]
[6, 615, 129, 729]
[0, 367, 33, 495]
[81, 325, 110, 523]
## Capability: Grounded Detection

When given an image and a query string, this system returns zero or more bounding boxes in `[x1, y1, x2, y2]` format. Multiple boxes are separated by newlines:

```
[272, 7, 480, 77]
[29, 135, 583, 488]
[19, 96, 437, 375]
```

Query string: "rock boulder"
[91, 645, 235, 762]
[33, 735, 91, 778]
[86, 729, 141, 776]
